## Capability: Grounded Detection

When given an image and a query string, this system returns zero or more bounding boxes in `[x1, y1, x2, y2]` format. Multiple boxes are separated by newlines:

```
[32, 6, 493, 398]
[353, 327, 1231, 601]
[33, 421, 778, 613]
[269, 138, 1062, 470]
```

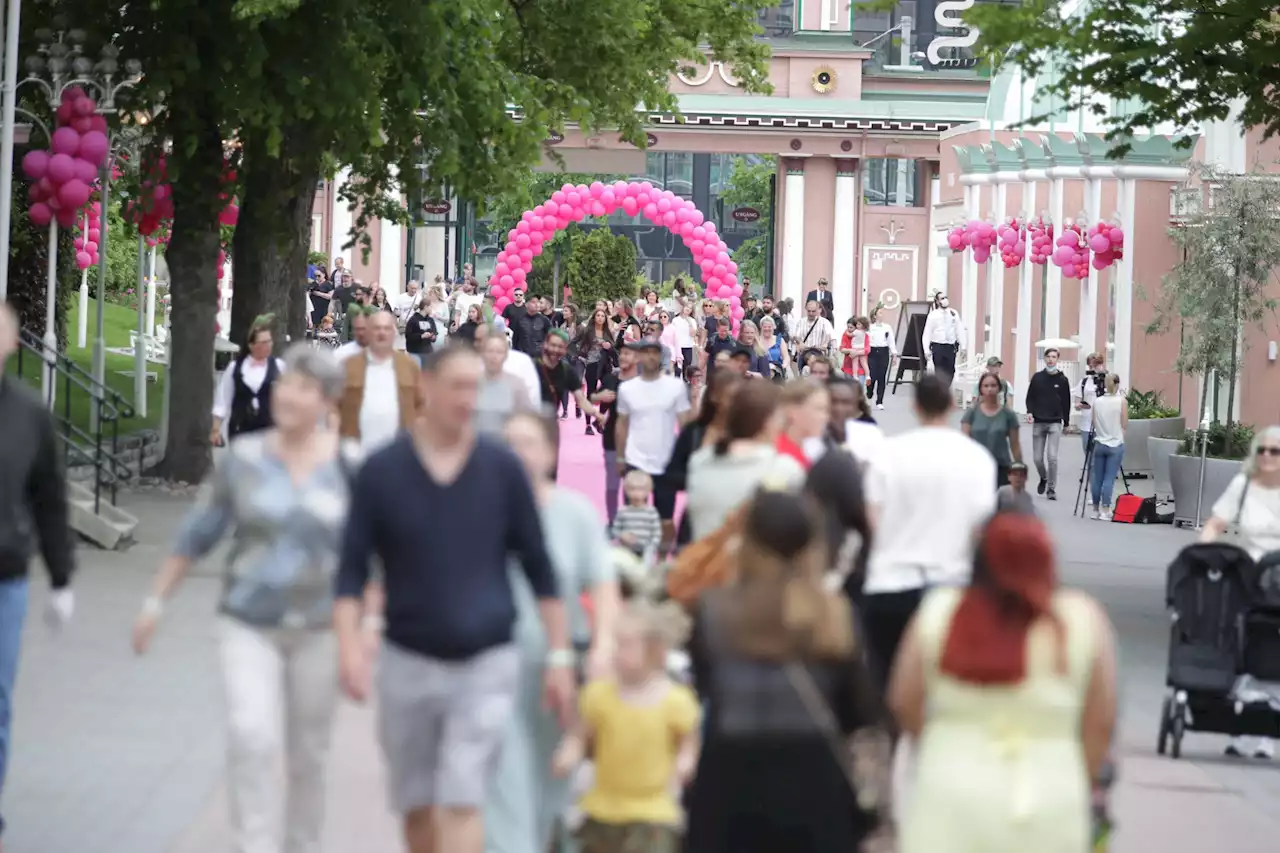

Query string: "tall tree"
[55, 0, 772, 482]
[718, 155, 775, 288]
[965, 1, 1280, 149]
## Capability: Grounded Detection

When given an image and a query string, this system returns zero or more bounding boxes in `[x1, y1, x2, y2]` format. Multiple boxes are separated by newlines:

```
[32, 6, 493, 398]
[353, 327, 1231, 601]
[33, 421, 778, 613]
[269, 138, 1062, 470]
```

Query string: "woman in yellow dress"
[888, 513, 1118, 853]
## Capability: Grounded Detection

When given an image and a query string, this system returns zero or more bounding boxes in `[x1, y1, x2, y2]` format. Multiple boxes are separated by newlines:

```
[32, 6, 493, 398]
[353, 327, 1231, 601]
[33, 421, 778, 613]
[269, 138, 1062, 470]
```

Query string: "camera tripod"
[1073, 430, 1132, 518]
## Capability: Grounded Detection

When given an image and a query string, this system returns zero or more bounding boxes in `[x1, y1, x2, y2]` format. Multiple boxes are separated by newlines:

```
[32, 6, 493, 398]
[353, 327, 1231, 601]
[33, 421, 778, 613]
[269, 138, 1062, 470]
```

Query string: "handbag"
[666, 506, 744, 607]
[784, 662, 896, 851]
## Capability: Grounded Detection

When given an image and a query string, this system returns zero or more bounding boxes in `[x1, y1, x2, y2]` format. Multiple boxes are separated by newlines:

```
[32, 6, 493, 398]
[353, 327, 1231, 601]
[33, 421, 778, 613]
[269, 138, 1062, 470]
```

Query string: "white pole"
[145, 245, 156, 336]
[41, 219, 57, 405]
[90, 161, 111, 433]
[76, 210, 89, 348]
[157, 301, 171, 457]
[0, 0, 24, 300]
[133, 233, 146, 418]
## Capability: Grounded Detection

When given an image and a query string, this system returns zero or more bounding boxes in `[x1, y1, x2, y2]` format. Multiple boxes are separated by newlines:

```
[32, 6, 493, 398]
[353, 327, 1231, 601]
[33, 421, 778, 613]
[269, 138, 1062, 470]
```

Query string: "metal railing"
[13, 328, 137, 513]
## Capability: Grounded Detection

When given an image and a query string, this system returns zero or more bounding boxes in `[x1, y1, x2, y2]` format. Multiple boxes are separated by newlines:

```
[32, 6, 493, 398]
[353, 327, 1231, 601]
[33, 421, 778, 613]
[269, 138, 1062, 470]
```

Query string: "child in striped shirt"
[612, 470, 663, 560]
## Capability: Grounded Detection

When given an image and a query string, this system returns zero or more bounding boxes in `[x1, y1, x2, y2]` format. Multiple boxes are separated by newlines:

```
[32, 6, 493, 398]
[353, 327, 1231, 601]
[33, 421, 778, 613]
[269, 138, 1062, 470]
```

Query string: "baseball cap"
[987, 356, 1003, 367]
[1009, 461, 1028, 473]
[626, 338, 662, 351]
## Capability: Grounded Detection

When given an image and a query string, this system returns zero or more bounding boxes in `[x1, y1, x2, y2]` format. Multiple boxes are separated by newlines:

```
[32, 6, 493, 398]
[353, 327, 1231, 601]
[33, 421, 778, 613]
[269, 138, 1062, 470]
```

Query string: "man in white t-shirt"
[615, 339, 693, 551]
[394, 280, 420, 320]
[861, 373, 996, 688]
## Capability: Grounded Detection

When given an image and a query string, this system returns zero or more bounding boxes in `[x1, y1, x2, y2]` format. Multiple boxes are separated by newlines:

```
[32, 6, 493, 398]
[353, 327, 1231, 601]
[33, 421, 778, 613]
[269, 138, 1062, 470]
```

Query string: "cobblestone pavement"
[2, 391, 1278, 852]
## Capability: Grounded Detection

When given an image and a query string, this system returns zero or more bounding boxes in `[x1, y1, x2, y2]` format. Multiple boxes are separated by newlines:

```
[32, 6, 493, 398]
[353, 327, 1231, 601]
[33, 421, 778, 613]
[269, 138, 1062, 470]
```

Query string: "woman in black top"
[453, 303, 484, 344]
[307, 271, 333, 328]
[403, 299, 438, 360]
[686, 490, 888, 853]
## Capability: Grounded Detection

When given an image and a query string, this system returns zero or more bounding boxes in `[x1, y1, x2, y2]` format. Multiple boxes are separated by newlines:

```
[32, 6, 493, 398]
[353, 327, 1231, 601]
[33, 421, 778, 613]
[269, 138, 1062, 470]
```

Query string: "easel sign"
[892, 300, 932, 392]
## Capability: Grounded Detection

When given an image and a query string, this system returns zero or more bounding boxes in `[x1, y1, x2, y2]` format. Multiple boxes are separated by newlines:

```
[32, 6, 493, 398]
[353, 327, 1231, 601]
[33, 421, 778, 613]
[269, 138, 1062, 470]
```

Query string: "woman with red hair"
[887, 513, 1117, 853]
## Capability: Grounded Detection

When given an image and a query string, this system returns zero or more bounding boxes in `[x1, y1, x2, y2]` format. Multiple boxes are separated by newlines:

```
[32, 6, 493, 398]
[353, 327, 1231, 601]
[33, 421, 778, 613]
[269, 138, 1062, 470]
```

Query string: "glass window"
[666, 153, 694, 198]
[862, 159, 919, 207]
[758, 1, 795, 38]
[645, 151, 665, 187]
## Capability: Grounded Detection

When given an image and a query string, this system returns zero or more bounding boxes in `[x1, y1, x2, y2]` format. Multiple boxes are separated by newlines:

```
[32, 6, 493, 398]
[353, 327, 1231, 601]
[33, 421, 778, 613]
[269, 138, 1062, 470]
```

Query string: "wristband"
[141, 596, 164, 618]
[546, 648, 576, 669]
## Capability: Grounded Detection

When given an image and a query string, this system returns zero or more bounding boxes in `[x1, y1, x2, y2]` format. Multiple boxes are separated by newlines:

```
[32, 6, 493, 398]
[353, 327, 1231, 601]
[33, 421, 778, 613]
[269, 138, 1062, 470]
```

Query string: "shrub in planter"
[1169, 422, 1254, 526]
[1122, 389, 1184, 473]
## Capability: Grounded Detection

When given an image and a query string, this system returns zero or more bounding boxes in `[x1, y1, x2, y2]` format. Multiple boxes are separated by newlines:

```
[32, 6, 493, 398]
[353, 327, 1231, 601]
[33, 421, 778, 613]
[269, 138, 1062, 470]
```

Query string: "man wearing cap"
[973, 356, 1013, 409]
[615, 338, 693, 552]
[997, 461, 1037, 515]
[805, 277, 835, 324]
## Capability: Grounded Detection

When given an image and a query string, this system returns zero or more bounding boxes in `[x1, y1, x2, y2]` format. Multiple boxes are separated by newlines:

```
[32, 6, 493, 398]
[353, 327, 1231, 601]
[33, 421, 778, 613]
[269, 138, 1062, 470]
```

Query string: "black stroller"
[1159, 543, 1280, 758]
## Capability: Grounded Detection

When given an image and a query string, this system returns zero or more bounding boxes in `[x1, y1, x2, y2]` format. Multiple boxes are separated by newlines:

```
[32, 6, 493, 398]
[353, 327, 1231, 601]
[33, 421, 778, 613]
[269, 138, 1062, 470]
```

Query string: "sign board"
[927, 0, 980, 66]
[545, 130, 564, 145]
[421, 200, 452, 215]
[731, 207, 760, 223]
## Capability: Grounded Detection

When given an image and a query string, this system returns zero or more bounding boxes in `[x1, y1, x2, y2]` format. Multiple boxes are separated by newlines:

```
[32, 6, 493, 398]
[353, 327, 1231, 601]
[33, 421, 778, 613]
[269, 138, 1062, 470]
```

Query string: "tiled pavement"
[4, 393, 1280, 852]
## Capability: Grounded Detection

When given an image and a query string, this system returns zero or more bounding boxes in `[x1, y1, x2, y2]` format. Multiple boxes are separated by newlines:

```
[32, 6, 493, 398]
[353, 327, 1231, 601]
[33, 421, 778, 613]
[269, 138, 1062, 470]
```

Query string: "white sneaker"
[1090, 507, 1101, 520]
[876, 403, 884, 410]
[1256, 738, 1275, 759]
[1100, 507, 1113, 522]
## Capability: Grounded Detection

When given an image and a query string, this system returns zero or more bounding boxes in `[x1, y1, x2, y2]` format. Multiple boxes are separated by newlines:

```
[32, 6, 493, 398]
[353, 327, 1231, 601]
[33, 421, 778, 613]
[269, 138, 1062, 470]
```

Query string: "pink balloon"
[28, 202, 52, 226]
[89, 115, 107, 134]
[495, 298, 512, 312]
[947, 234, 963, 250]
[716, 251, 730, 265]
[566, 192, 581, 207]
[1089, 234, 1110, 253]
[600, 190, 615, 207]
[706, 277, 722, 290]
[21, 150, 49, 179]
[556, 203, 572, 218]
[528, 231, 545, 244]
[690, 239, 705, 255]
[621, 198, 638, 215]
[499, 275, 514, 288]
[73, 237, 85, 250]
[657, 198, 671, 213]
[662, 211, 677, 227]
[700, 258, 715, 274]
[55, 207, 77, 229]
[83, 241, 97, 253]
[643, 204, 658, 219]
[515, 220, 529, 233]
[731, 306, 745, 321]
[1092, 257, 1109, 270]
[76, 251, 92, 268]
[713, 264, 727, 278]
[555, 217, 569, 230]
[47, 153, 76, 184]
[692, 226, 706, 241]
[72, 157, 97, 183]
[551, 191, 566, 204]
[88, 227, 100, 241]
[57, 178, 91, 209]
[703, 222, 717, 234]
[51, 126, 81, 157]
[689, 210, 704, 227]
[1109, 228, 1124, 246]
[511, 267, 527, 282]
[679, 222, 695, 237]
[532, 244, 544, 257]
[494, 262, 510, 277]
[732, 284, 744, 296]
[589, 181, 604, 196]
[505, 241, 518, 254]
[73, 96, 96, 117]
[518, 249, 533, 262]
[515, 233, 530, 248]
[542, 215, 557, 230]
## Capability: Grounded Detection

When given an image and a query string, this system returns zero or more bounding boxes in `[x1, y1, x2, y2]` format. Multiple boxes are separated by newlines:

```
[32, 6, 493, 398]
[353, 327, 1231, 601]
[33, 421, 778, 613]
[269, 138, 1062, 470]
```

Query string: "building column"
[1014, 176, 1041, 410]
[959, 179, 984, 357]
[832, 159, 858, 325]
[1114, 177, 1136, 390]
[328, 167, 353, 266]
[1079, 168, 1110, 360]
[379, 217, 402, 296]
[1045, 172, 1065, 338]
[781, 158, 807, 311]
[987, 180, 1007, 360]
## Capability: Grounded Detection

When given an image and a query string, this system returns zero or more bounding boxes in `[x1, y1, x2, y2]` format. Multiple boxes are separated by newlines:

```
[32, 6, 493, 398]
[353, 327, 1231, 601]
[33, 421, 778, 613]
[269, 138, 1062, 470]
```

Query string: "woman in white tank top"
[1088, 374, 1127, 520]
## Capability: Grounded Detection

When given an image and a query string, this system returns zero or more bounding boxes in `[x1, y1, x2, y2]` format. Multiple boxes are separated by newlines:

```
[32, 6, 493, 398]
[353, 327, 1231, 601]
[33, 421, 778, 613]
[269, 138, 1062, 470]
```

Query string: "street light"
[9, 28, 141, 415]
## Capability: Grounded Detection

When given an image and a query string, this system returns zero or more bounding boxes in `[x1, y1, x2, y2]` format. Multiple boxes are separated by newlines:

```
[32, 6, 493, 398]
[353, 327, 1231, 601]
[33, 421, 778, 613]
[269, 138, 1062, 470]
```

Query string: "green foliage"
[964, 0, 1280, 151]
[1125, 389, 1180, 420]
[653, 272, 699, 300]
[482, 172, 625, 241]
[564, 229, 639, 309]
[307, 251, 329, 268]
[103, 199, 143, 301]
[1177, 422, 1255, 461]
[1144, 166, 1280, 440]
[719, 156, 775, 288]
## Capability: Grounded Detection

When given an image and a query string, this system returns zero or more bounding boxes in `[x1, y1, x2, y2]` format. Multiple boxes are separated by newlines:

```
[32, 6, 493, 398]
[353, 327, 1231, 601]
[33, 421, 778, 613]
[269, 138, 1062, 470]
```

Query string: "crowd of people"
[3, 266, 1181, 853]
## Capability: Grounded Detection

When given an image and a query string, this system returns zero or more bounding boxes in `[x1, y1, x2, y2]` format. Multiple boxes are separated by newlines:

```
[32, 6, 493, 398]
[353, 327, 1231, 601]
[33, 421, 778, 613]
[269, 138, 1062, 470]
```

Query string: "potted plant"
[1122, 389, 1184, 475]
[1169, 422, 1254, 528]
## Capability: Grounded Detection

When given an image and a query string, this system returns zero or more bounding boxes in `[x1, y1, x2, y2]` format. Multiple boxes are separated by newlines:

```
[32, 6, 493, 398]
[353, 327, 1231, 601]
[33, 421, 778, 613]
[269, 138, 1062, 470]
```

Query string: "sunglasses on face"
[1259, 446, 1280, 457]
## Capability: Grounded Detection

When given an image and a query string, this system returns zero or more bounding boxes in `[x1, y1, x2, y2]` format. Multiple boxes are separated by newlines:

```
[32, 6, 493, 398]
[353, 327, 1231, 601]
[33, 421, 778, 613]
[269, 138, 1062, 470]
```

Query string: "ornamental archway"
[487, 180, 743, 325]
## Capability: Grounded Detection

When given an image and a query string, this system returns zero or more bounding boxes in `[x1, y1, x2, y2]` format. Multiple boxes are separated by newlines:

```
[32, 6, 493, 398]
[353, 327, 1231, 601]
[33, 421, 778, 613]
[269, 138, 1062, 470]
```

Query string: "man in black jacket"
[0, 303, 75, 843]
[1024, 347, 1073, 500]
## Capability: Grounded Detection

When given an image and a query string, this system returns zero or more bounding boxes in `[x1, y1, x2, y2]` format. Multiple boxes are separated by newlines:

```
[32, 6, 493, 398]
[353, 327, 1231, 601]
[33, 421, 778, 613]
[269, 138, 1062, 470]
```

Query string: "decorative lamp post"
[18, 29, 141, 417]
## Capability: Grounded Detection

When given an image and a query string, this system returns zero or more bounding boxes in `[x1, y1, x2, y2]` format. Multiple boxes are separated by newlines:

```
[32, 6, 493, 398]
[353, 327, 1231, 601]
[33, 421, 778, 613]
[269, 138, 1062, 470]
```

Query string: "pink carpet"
[556, 417, 608, 521]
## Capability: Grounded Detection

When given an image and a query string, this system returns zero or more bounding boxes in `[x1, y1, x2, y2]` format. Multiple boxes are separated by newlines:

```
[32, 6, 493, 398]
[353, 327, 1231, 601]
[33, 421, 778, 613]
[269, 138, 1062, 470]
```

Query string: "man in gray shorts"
[335, 345, 573, 853]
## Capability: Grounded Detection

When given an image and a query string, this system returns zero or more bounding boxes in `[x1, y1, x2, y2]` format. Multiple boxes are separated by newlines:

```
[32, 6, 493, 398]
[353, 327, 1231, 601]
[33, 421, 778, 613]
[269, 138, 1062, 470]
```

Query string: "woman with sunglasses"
[1200, 425, 1280, 759]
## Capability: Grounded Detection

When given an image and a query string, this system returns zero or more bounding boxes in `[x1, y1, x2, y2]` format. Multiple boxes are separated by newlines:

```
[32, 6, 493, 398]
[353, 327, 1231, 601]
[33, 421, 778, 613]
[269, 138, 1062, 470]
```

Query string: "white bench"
[128, 331, 167, 364]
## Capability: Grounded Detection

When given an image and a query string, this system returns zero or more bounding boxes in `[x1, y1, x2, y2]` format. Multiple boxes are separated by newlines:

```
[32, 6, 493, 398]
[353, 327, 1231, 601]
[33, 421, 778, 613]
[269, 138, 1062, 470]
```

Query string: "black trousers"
[930, 342, 958, 385]
[860, 587, 926, 693]
[868, 346, 891, 404]
[681, 347, 693, 379]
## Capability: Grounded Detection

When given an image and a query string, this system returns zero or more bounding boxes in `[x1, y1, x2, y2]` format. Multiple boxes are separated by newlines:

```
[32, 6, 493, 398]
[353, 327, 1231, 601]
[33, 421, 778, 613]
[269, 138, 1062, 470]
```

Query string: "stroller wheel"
[1157, 696, 1172, 756]
[1170, 699, 1187, 759]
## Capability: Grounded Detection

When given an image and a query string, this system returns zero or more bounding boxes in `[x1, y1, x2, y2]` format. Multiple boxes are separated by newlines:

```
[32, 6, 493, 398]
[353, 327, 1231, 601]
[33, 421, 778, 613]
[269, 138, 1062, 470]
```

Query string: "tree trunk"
[229, 135, 319, 349]
[153, 128, 227, 484]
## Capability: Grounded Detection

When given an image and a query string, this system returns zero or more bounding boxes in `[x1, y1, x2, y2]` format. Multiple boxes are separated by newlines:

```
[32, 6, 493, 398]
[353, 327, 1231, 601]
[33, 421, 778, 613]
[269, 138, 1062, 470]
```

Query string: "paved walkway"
[4, 390, 1279, 852]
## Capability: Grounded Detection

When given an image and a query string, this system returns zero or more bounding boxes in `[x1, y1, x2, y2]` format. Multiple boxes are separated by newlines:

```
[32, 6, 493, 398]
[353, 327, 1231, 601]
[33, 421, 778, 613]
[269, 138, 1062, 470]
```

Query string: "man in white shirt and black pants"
[921, 294, 966, 386]
[615, 339, 693, 553]
[860, 374, 996, 690]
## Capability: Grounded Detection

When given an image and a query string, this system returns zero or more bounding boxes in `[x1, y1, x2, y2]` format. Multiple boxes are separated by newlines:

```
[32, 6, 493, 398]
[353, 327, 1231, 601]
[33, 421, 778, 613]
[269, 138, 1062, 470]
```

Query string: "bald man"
[0, 302, 75, 842]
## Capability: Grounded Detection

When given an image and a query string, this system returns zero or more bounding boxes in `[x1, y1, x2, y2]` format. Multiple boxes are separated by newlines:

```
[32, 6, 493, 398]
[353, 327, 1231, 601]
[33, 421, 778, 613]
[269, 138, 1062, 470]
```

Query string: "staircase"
[14, 329, 140, 549]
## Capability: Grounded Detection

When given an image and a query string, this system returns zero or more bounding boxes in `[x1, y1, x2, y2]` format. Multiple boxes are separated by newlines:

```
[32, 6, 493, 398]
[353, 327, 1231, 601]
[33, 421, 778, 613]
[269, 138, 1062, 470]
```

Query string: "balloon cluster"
[946, 223, 970, 253]
[1052, 222, 1090, 280]
[995, 219, 1026, 269]
[1086, 221, 1124, 270]
[967, 220, 999, 265]
[20, 87, 110, 230]
[489, 180, 743, 327]
[72, 204, 103, 270]
[1025, 218, 1053, 265]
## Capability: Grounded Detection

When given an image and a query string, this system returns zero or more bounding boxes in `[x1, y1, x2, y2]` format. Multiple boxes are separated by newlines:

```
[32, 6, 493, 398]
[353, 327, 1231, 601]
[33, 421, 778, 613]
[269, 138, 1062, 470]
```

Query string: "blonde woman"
[1199, 424, 1280, 759]
[735, 319, 772, 378]
[424, 284, 451, 344]
[759, 315, 791, 379]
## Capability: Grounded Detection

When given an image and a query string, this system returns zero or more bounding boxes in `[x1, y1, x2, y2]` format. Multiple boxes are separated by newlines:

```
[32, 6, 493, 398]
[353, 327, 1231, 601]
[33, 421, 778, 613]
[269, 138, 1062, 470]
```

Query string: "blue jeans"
[1090, 443, 1125, 508]
[0, 578, 30, 837]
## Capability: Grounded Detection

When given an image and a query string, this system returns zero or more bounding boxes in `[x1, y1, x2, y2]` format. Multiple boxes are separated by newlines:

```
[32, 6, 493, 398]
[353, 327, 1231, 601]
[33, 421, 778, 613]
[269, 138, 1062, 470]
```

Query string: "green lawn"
[5, 300, 166, 436]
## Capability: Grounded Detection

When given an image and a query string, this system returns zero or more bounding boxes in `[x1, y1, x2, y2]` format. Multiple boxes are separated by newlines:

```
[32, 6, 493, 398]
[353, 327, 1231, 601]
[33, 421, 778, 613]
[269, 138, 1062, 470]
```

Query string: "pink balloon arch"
[488, 180, 744, 327]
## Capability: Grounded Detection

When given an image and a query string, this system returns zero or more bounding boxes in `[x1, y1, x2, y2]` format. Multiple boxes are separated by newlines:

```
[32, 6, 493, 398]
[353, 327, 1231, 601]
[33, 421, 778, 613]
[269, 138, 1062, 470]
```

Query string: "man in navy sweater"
[335, 344, 571, 853]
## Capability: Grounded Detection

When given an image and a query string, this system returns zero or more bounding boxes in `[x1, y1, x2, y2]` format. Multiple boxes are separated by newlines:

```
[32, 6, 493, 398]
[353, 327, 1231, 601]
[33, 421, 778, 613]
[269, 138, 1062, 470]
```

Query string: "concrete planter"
[1122, 416, 1186, 474]
[1169, 454, 1242, 528]
[1148, 436, 1181, 500]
